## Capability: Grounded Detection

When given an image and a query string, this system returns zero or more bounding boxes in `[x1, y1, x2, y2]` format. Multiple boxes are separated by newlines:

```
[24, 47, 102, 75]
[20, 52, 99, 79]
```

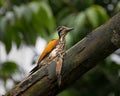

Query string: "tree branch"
[5, 12, 120, 96]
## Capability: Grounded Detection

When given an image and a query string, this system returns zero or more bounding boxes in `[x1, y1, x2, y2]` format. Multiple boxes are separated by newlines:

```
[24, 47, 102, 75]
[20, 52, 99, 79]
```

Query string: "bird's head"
[57, 26, 73, 38]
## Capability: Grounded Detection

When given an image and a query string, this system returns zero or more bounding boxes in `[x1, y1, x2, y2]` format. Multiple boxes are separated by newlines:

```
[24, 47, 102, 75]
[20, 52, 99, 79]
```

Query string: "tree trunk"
[5, 12, 120, 96]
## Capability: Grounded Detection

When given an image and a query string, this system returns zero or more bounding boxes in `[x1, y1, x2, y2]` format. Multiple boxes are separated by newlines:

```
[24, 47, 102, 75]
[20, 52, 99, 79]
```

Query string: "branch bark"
[5, 12, 120, 96]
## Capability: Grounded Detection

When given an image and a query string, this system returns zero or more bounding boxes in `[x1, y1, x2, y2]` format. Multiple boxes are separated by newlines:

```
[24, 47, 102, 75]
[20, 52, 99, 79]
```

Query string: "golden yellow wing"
[30, 39, 58, 74]
[37, 39, 58, 64]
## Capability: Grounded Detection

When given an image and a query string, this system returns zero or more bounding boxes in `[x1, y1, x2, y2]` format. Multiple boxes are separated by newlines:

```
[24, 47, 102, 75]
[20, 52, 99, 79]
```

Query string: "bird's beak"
[66, 27, 74, 32]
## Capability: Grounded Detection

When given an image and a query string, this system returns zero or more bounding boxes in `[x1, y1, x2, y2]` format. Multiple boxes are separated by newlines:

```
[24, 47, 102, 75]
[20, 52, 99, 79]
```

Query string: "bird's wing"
[37, 39, 58, 64]
[29, 39, 58, 74]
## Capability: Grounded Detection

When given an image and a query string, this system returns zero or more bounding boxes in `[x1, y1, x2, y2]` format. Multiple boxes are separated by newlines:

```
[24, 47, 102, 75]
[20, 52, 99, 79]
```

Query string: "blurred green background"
[0, 0, 120, 96]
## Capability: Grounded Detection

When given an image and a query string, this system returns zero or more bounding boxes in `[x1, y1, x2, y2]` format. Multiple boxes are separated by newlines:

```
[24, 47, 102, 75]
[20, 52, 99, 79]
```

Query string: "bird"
[30, 26, 73, 85]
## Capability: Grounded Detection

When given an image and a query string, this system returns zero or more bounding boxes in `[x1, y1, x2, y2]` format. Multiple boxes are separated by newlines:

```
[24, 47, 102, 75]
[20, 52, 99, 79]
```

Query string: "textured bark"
[5, 12, 120, 96]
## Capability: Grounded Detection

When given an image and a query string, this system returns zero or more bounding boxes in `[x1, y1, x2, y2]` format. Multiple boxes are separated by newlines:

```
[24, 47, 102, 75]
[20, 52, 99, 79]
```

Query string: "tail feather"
[29, 65, 39, 75]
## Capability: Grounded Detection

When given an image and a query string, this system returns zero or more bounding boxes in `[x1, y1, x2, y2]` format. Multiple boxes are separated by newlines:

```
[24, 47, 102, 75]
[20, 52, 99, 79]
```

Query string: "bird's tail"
[29, 65, 39, 75]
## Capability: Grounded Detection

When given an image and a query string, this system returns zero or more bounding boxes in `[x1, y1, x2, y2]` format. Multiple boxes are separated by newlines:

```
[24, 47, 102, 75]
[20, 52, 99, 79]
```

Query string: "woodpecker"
[30, 26, 73, 85]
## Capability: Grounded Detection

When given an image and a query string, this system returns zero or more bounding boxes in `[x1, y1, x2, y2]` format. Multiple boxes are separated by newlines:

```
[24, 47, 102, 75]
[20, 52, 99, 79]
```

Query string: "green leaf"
[4, 35, 12, 54]
[85, 5, 99, 28]
[74, 12, 86, 30]
[0, 61, 18, 77]
[85, 5, 109, 28]
[68, 12, 86, 43]
[0, 17, 7, 40]
[95, 5, 109, 23]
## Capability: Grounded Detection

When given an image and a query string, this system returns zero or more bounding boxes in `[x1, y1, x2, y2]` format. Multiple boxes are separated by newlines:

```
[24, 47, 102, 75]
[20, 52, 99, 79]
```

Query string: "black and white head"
[57, 26, 73, 38]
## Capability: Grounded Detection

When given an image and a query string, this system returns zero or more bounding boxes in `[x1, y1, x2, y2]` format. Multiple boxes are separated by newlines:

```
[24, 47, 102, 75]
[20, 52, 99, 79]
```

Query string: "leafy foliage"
[0, 61, 18, 77]
[0, 61, 18, 90]
[0, 1, 55, 53]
